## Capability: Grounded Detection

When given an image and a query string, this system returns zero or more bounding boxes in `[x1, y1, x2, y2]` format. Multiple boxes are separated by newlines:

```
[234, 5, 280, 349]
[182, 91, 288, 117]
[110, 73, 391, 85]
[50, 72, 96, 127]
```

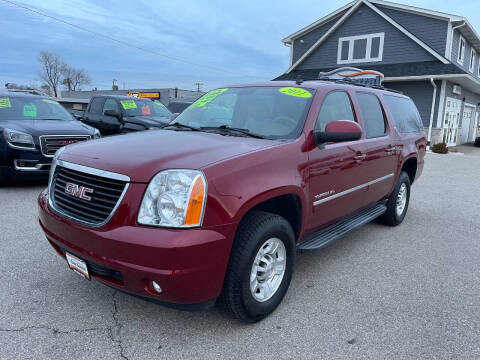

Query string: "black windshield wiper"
[161, 122, 201, 131]
[200, 125, 265, 139]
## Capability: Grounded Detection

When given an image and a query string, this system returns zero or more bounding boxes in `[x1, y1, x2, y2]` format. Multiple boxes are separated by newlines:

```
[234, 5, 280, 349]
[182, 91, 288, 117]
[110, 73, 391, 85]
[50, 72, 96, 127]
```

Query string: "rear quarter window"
[383, 95, 423, 133]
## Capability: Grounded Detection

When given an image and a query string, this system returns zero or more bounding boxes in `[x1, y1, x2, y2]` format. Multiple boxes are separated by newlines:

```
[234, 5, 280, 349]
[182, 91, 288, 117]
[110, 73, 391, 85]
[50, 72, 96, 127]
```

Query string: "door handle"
[354, 153, 366, 162]
[386, 146, 396, 155]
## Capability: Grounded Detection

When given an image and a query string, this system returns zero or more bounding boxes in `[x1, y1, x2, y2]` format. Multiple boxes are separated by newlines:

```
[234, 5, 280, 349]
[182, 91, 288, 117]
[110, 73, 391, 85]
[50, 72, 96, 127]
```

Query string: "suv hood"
[60, 130, 280, 182]
[0, 119, 94, 136]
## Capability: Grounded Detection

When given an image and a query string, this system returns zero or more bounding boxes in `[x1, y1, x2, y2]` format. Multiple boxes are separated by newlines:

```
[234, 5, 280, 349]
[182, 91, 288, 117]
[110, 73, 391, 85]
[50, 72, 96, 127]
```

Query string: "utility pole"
[194, 82, 204, 92]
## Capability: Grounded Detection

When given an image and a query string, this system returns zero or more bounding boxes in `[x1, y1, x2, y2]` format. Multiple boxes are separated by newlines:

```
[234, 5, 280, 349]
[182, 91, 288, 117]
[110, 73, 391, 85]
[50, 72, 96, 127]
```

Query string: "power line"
[1, 0, 241, 76]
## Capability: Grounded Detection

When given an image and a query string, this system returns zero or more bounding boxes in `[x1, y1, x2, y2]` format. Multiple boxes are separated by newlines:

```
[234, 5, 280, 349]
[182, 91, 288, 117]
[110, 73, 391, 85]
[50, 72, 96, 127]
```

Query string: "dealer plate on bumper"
[66, 252, 90, 280]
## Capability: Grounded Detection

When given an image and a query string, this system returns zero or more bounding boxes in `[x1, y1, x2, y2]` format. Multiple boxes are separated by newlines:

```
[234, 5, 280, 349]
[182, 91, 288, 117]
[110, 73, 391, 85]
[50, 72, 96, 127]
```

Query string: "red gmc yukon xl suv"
[38, 79, 425, 322]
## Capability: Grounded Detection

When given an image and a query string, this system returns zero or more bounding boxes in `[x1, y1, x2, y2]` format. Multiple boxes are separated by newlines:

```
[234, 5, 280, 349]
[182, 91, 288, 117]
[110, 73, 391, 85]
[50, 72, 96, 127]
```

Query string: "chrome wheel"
[250, 238, 286, 302]
[396, 183, 407, 217]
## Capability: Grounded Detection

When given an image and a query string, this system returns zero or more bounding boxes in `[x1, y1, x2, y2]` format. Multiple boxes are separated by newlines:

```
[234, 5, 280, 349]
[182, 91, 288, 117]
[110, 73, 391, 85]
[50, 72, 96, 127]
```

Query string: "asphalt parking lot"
[1, 148, 479, 360]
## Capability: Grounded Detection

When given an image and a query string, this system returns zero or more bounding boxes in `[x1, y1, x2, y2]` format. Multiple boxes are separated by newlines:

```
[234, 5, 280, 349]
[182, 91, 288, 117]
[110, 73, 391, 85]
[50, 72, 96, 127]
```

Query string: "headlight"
[3, 128, 35, 149]
[93, 128, 101, 139]
[48, 146, 66, 196]
[138, 169, 207, 228]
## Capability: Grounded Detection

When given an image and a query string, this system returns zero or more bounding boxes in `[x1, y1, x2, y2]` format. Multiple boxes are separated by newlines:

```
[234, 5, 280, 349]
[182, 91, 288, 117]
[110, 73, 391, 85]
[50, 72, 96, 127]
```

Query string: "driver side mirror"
[314, 120, 362, 144]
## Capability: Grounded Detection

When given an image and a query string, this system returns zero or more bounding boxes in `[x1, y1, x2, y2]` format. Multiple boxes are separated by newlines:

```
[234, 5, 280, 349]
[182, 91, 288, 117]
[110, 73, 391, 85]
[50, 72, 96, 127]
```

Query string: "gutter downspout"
[427, 78, 437, 149]
[449, 21, 467, 59]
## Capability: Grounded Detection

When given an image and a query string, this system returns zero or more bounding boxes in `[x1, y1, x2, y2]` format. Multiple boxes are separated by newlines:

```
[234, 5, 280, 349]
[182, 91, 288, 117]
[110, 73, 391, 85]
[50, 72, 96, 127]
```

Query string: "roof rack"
[316, 67, 402, 94]
[3, 88, 44, 96]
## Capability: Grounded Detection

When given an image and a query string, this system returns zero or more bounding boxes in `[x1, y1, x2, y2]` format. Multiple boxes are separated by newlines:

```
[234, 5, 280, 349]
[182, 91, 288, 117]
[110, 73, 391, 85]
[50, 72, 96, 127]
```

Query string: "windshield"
[0, 96, 74, 121]
[173, 87, 315, 139]
[121, 99, 172, 119]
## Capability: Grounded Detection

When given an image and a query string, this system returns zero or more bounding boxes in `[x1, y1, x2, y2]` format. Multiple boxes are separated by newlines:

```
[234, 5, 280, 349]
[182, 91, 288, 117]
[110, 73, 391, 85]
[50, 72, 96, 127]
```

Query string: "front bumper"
[0, 144, 51, 179]
[38, 189, 236, 306]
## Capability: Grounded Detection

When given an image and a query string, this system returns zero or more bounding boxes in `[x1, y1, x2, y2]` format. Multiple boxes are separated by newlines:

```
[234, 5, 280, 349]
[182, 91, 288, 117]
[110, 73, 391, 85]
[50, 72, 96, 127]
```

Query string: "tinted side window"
[103, 98, 119, 113]
[315, 91, 355, 131]
[356, 93, 387, 138]
[89, 97, 105, 114]
[383, 95, 423, 133]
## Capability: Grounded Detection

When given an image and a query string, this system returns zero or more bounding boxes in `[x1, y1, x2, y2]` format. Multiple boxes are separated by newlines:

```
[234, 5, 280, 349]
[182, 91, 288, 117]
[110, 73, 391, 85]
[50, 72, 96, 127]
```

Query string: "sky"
[2, 0, 480, 94]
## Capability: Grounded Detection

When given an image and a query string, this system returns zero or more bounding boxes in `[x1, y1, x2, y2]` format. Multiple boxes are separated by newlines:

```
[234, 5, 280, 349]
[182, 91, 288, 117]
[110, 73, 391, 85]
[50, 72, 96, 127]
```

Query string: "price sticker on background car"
[42, 99, 59, 105]
[141, 104, 151, 115]
[23, 104, 37, 117]
[120, 100, 137, 110]
[279, 87, 312, 98]
[0, 97, 11, 108]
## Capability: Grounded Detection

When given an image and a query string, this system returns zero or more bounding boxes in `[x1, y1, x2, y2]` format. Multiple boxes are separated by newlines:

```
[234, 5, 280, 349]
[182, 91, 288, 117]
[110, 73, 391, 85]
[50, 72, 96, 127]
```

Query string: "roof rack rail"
[3, 88, 44, 96]
[317, 68, 403, 94]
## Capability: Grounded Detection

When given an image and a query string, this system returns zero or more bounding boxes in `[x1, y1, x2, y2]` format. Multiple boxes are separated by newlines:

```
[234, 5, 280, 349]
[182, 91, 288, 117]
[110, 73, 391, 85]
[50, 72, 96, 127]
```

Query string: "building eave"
[384, 74, 480, 94]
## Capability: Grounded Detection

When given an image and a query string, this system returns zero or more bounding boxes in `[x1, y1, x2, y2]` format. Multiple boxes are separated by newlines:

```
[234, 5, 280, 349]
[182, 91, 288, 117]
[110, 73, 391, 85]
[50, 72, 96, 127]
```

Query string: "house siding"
[375, 5, 448, 56]
[292, 16, 341, 64]
[297, 4, 436, 70]
[385, 81, 440, 128]
[451, 30, 480, 77]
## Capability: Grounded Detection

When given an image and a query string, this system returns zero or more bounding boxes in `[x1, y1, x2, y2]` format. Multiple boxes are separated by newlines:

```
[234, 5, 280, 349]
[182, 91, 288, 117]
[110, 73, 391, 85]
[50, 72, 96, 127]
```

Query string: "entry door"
[460, 105, 474, 144]
[307, 90, 368, 232]
[442, 97, 461, 146]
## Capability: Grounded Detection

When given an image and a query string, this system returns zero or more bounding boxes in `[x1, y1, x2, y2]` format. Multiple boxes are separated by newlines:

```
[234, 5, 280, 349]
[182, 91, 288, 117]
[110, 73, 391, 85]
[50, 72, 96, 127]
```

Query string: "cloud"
[3, 0, 480, 91]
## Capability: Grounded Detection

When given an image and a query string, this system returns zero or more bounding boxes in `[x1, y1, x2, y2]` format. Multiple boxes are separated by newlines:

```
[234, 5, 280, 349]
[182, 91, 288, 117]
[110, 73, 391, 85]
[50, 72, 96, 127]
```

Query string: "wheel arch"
[234, 187, 305, 241]
[400, 156, 417, 184]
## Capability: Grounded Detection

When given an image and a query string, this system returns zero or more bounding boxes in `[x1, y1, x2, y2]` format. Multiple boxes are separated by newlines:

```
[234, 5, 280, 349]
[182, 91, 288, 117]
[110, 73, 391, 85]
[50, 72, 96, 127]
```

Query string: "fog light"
[151, 281, 162, 294]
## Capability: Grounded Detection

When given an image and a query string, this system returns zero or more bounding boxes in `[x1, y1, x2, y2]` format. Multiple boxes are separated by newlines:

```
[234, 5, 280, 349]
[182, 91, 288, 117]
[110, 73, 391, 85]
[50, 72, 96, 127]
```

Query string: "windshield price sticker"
[141, 104, 151, 115]
[23, 104, 37, 117]
[279, 87, 312, 98]
[0, 97, 11, 108]
[120, 100, 137, 110]
[190, 88, 228, 109]
[42, 99, 59, 104]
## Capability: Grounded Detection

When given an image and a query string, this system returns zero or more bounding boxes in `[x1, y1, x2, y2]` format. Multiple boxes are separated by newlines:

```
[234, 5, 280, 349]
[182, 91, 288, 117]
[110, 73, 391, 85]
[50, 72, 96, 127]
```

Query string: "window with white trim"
[469, 48, 476, 73]
[337, 33, 385, 64]
[458, 36, 466, 65]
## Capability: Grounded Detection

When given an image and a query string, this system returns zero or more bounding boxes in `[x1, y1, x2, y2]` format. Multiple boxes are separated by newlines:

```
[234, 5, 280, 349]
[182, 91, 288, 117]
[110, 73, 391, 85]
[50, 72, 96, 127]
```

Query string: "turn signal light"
[184, 175, 206, 226]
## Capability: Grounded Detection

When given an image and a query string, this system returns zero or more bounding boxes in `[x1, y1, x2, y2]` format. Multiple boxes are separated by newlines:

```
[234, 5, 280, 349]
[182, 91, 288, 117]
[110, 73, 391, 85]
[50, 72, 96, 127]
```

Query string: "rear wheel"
[379, 171, 411, 226]
[221, 211, 295, 323]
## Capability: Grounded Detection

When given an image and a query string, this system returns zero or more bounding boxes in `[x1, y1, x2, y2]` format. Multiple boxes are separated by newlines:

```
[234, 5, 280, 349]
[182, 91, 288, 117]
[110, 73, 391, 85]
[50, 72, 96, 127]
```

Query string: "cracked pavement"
[1, 148, 480, 359]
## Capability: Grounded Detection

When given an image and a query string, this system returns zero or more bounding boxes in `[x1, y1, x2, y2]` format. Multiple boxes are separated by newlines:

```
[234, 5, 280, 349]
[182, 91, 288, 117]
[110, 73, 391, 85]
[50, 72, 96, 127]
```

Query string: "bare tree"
[62, 65, 91, 91]
[61, 63, 75, 91]
[38, 51, 63, 97]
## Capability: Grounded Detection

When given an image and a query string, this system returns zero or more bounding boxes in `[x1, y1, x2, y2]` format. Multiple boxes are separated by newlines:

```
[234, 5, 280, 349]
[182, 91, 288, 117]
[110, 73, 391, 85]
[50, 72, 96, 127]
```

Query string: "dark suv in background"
[0, 91, 99, 186]
[82, 95, 172, 135]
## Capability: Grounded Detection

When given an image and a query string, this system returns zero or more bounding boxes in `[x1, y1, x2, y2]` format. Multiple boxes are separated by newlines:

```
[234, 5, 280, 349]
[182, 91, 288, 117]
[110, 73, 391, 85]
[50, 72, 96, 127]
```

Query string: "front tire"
[379, 171, 411, 226]
[221, 211, 295, 323]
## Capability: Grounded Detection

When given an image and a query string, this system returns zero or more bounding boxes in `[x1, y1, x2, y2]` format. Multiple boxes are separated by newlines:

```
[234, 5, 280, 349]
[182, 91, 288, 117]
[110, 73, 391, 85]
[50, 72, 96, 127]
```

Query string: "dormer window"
[337, 33, 385, 64]
[458, 36, 466, 65]
[469, 48, 476, 73]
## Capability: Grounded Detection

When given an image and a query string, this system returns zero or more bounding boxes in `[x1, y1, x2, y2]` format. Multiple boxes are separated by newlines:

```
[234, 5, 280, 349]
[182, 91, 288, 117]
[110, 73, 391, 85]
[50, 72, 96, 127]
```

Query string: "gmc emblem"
[65, 183, 93, 201]
[58, 140, 78, 146]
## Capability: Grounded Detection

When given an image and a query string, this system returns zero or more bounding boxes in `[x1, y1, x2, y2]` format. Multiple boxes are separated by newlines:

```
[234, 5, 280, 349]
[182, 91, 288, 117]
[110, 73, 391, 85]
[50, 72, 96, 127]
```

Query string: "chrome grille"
[50, 162, 128, 226]
[40, 135, 90, 157]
